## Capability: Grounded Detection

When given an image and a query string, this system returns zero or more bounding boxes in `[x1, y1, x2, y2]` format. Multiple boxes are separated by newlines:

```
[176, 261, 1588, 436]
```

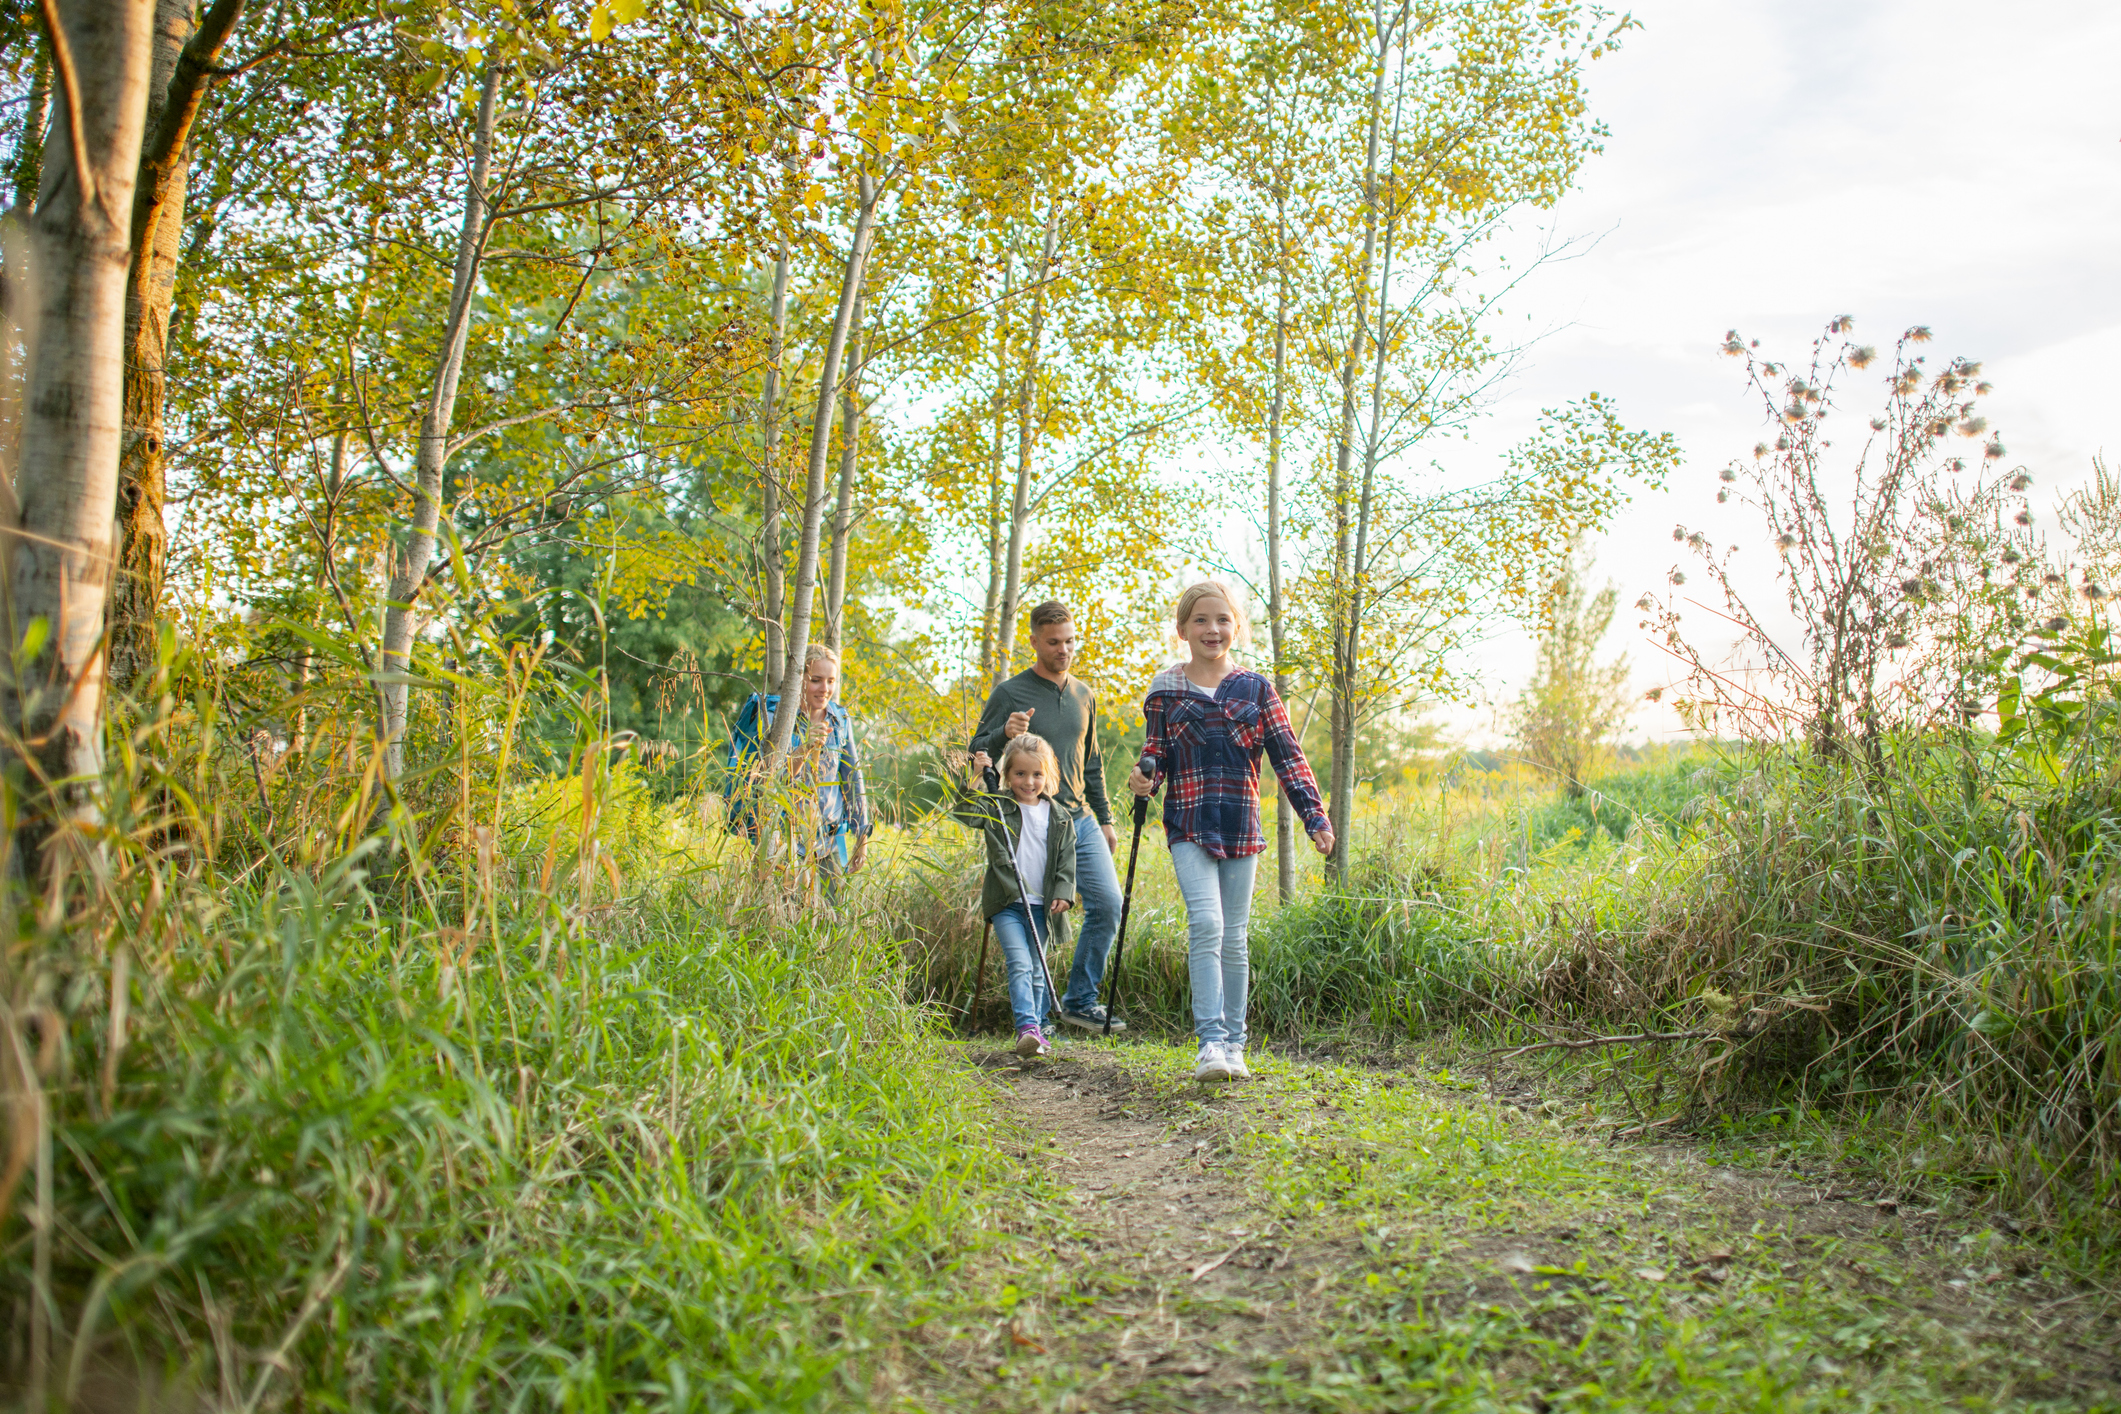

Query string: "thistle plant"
[1644, 317, 2038, 761]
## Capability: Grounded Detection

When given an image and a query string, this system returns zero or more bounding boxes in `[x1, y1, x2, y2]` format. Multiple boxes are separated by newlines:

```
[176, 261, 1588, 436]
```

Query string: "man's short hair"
[1027, 600, 1073, 632]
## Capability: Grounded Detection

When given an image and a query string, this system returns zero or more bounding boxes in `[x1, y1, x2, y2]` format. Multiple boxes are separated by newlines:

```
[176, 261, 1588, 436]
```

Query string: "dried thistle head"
[1719, 467, 1737, 483]
[1672, 525, 1685, 541]
[2044, 572, 2064, 586]
[1956, 416, 1987, 436]
[2016, 510, 2034, 526]
[1775, 532, 1797, 553]
[1848, 345, 1877, 369]
[1869, 417, 1887, 431]
[1829, 314, 1855, 333]
[2009, 472, 2032, 491]
[1753, 442, 1769, 459]
[1907, 325, 1933, 342]
[1985, 441, 2006, 460]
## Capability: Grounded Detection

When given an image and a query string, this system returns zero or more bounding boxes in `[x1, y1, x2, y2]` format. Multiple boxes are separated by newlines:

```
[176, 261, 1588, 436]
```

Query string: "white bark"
[1267, 213, 1294, 903]
[763, 173, 880, 762]
[759, 244, 790, 689]
[1326, 8, 1396, 876]
[823, 291, 864, 650]
[2, 0, 155, 854]
[377, 64, 500, 782]
[992, 202, 1059, 685]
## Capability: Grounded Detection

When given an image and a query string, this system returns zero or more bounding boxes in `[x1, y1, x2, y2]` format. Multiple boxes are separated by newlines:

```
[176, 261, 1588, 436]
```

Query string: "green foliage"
[12, 863, 1014, 1406]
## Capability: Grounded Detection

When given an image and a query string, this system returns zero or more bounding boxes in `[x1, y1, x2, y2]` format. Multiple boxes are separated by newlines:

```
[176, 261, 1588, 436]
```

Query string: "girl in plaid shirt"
[1126, 582, 1334, 1082]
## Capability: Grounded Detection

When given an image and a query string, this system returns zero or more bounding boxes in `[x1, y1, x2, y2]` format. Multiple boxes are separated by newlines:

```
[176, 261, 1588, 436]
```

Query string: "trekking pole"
[1102, 792, 1150, 1036]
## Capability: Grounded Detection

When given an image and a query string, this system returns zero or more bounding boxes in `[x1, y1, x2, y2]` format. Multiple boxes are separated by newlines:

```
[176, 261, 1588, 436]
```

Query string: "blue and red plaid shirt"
[1136, 665, 1328, 859]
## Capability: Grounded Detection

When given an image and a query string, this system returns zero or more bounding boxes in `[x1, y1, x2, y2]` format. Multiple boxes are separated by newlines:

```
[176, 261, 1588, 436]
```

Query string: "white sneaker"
[1223, 1044, 1250, 1079]
[1194, 1042, 1233, 1082]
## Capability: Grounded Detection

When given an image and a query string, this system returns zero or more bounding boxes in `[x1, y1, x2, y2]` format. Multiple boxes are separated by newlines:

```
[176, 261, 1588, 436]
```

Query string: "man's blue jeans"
[1061, 812, 1122, 1014]
[988, 901, 1056, 1033]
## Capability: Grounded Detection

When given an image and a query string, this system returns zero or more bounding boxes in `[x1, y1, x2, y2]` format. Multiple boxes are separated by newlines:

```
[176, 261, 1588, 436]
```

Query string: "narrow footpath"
[891, 1040, 2121, 1414]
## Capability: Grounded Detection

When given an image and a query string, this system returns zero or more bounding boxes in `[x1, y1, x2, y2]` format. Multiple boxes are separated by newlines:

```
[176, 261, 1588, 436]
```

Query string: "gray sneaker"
[1059, 1004, 1127, 1032]
[1194, 1042, 1232, 1082]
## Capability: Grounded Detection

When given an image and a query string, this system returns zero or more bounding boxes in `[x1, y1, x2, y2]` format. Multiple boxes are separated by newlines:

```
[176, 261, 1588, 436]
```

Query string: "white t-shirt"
[1012, 799, 1051, 906]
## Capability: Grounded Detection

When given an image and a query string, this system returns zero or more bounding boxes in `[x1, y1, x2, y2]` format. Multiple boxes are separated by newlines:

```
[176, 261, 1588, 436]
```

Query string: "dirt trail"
[903, 1044, 1341, 1410]
[892, 1040, 2121, 1413]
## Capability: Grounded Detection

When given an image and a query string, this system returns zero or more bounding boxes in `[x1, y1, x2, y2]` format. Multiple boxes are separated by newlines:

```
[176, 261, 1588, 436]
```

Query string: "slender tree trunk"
[8, 48, 51, 213]
[762, 174, 880, 763]
[109, 0, 244, 696]
[377, 63, 499, 782]
[976, 253, 1012, 684]
[0, 50, 49, 492]
[1, 0, 156, 860]
[1336, 11, 1413, 876]
[1326, 33, 1392, 878]
[993, 202, 1059, 686]
[823, 292, 864, 651]
[759, 243, 790, 691]
[1266, 212, 1294, 904]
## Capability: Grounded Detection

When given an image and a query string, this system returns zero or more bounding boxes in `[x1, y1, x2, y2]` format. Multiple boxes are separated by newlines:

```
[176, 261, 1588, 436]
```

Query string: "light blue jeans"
[1169, 842, 1258, 1047]
[989, 901, 1057, 1034]
[1061, 813, 1122, 1014]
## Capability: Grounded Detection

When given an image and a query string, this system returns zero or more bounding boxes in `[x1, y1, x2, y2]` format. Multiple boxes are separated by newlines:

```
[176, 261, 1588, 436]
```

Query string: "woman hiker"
[1127, 582, 1334, 1082]
[725, 643, 872, 898]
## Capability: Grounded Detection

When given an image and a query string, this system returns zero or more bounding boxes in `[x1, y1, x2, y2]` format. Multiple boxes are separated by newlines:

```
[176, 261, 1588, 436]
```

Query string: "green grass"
[13, 863, 1020, 1408]
[1103, 1047, 2119, 1413]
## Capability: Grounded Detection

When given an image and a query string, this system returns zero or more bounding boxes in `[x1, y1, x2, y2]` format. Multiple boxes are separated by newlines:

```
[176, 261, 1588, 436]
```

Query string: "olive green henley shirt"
[969, 668, 1112, 826]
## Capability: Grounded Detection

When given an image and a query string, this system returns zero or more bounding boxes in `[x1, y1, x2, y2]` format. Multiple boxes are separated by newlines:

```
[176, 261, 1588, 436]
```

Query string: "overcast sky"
[1369, 0, 2121, 744]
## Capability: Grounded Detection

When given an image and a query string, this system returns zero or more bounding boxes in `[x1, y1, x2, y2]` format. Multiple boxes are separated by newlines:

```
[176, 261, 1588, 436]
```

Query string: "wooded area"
[0, 0, 1666, 869]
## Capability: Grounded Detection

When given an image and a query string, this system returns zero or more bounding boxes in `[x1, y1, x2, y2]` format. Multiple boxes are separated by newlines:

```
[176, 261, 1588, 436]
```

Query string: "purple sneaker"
[1015, 1026, 1050, 1059]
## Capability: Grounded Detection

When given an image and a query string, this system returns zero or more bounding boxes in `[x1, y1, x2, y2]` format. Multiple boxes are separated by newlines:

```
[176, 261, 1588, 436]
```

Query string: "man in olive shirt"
[970, 600, 1128, 1031]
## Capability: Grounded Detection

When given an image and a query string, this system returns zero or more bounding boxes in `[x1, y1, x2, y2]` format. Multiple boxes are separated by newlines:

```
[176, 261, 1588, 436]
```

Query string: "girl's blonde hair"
[1173, 581, 1250, 647]
[803, 643, 839, 671]
[997, 732, 1060, 795]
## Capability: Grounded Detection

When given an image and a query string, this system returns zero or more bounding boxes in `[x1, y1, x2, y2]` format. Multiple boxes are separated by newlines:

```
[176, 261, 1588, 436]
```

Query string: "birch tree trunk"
[0, 51, 50, 492]
[822, 292, 863, 650]
[992, 203, 1059, 686]
[109, 0, 244, 695]
[1266, 213, 1294, 903]
[1326, 31, 1392, 877]
[758, 245, 790, 691]
[762, 173, 880, 762]
[377, 63, 499, 783]
[2, 0, 155, 859]
[976, 253, 1012, 683]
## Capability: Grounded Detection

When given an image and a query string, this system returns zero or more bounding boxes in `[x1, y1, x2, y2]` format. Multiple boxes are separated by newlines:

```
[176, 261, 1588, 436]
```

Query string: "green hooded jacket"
[950, 785, 1079, 932]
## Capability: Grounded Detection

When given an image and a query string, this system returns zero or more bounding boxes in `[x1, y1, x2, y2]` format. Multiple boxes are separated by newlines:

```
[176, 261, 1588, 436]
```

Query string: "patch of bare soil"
[886, 1045, 1354, 1412]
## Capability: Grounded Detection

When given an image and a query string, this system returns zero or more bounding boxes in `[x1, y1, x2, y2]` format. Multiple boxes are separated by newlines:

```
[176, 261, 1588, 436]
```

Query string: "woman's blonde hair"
[803, 643, 840, 671]
[1173, 581, 1250, 646]
[997, 732, 1060, 795]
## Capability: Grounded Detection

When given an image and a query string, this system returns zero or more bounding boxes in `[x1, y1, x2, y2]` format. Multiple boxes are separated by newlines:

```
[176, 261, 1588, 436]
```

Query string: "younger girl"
[1127, 583, 1333, 1081]
[956, 733, 1078, 1058]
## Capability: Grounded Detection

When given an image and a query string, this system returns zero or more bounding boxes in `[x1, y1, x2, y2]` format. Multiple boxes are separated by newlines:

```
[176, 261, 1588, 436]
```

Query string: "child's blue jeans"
[989, 901, 1056, 1033]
